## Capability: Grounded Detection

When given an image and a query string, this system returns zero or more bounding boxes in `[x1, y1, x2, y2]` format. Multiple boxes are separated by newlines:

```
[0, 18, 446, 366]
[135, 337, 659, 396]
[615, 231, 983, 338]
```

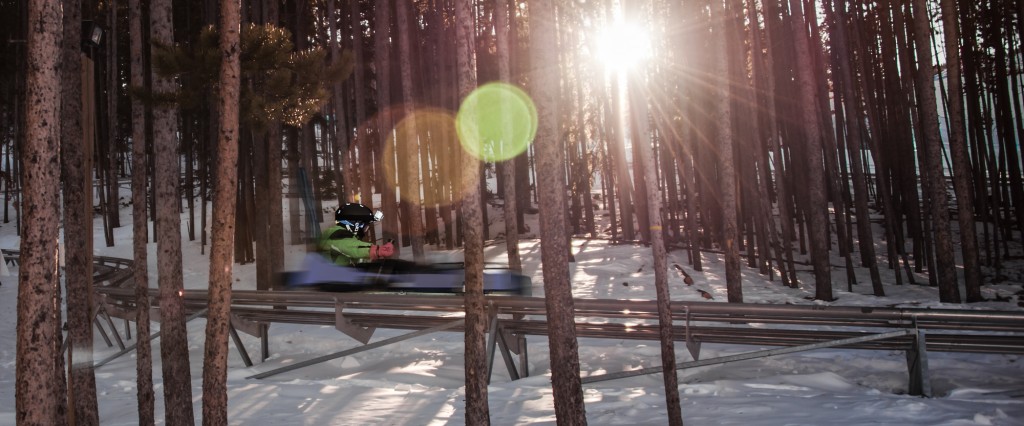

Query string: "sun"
[593, 21, 652, 74]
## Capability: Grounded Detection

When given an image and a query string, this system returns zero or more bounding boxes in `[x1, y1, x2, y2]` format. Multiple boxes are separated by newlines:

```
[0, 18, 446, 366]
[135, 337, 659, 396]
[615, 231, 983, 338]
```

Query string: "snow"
[1, 201, 1023, 425]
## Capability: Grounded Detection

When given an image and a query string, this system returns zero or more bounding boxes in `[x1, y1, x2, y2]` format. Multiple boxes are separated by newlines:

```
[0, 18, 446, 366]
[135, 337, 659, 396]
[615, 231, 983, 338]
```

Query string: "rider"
[319, 203, 395, 266]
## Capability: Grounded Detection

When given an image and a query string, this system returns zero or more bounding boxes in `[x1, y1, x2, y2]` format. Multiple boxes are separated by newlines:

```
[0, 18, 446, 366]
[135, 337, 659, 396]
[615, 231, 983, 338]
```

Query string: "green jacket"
[319, 226, 371, 266]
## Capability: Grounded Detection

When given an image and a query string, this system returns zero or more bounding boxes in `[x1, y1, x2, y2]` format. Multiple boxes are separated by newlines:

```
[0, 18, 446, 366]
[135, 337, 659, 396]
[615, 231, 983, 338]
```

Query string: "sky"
[0, 201, 1022, 425]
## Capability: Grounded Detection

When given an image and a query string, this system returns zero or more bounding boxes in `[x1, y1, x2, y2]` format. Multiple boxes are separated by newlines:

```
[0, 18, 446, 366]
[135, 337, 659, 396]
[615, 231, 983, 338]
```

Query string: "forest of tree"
[6, 0, 1023, 423]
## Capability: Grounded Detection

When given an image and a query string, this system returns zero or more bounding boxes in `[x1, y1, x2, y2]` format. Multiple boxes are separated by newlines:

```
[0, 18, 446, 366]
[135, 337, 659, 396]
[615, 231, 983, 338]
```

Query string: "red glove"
[370, 242, 395, 260]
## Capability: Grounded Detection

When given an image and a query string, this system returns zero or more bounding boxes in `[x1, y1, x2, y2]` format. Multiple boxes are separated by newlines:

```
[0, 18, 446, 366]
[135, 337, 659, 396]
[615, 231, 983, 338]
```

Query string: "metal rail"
[92, 286, 1024, 358]
[80, 255, 1024, 396]
[580, 329, 916, 384]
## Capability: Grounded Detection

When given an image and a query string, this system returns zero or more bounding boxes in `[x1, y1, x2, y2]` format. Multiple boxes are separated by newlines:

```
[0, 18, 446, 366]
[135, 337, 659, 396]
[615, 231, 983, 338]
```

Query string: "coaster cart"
[284, 253, 532, 296]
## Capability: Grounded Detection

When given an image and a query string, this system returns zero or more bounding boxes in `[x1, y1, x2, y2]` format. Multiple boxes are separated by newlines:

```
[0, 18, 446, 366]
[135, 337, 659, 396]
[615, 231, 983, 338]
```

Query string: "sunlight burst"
[594, 22, 652, 73]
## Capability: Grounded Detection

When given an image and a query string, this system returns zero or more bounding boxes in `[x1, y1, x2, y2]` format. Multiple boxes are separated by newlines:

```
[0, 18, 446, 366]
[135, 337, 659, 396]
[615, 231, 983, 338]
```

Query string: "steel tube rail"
[580, 330, 916, 384]
[80, 254, 1023, 395]
[246, 318, 466, 380]
[94, 288, 1024, 336]
[86, 255, 1024, 359]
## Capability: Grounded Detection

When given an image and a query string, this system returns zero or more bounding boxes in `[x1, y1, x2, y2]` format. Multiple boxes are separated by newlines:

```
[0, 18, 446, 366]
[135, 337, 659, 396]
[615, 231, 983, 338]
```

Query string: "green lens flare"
[456, 82, 537, 162]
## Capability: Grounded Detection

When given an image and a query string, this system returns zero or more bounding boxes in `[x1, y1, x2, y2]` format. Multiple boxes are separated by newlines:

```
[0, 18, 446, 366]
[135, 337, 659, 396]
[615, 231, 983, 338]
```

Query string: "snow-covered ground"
[1, 200, 1022, 425]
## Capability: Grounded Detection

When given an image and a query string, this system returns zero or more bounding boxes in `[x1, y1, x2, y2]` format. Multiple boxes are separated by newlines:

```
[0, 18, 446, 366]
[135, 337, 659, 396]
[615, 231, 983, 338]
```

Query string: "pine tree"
[532, 2, 587, 423]
[60, 0, 98, 420]
[17, 0, 63, 423]
[454, 0, 490, 421]
[127, 0, 155, 421]
[150, 0, 195, 421]
[201, 0, 241, 422]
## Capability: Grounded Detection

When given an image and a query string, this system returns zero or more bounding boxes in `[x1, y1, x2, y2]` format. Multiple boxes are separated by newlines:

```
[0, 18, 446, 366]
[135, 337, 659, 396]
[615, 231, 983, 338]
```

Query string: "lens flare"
[382, 107, 466, 207]
[456, 82, 537, 163]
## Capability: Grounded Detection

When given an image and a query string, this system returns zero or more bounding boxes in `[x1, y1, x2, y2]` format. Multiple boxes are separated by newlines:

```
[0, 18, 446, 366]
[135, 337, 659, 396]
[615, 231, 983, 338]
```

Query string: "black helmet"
[335, 203, 381, 236]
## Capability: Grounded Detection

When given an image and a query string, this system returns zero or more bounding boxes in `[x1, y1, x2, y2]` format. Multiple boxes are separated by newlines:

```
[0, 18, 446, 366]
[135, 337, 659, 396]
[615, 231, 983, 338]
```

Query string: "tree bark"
[712, 0, 743, 303]
[531, 2, 587, 424]
[628, 56, 683, 426]
[374, 0, 400, 252]
[829, 0, 884, 296]
[350, 0, 373, 211]
[61, 0, 99, 421]
[151, 0, 196, 421]
[128, 0, 155, 420]
[789, 0, 833, 301]
[105, 0, 120, 237]
[17, 0, 63, 423]
[911, 0, 960, 303]
[202, 0, 241, 422]
[608, 81, 635, 242]
[453, 0, 490, 423]
[495, 0, 522, 271]
[395, 0, 426, 262]
[327, 0, 348, 206]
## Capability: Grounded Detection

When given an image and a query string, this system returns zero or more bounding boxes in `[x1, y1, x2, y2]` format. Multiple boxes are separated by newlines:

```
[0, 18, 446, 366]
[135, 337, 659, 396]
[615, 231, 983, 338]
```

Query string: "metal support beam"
[260, 323, 270, 362]
[94, 308, 209, 368]
[685, 307, 700, 360]
[501, 328, 521, 354]
[99, 308, 126, 350]
[336, 301, 376, 344]
[486, 303, 521, 382]
[92, 316, 114, 348]
[486, 305, 499, 382]
[582, 329, 913, 384]
[518, 334, 529, 378]
[229, 323, 253, 367]
[496, 325, 520, 380]
[247, 318, 465, 380]
[906, 330, 931, 397]
[87, 304, 114, 349]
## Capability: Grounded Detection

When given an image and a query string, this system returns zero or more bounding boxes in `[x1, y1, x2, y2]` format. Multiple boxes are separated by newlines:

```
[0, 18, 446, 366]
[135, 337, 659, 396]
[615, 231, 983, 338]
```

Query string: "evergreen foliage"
[150, 23, 353, 128]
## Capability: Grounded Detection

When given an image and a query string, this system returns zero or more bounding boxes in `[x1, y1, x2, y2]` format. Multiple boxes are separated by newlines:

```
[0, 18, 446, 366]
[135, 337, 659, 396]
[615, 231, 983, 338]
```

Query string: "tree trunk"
[939, 0, 983, 300]
[677, 0, 704, 272]
[188, 120, 200, 243]
[712, 0, 743, 303]
[349, 0, 372, 211]
[892, 0, 927, 275]
[789, 0, 833, 301]
[911, 0, 961, 303]
[151, 0, 196, 421]
[853, 8, 913, 285]
[253, 130, 273, 292]
[830, 0, 884, 296]
[262, 0, 284, 294]
[202, 0, 241, 422]
[531, 2, 587, 423]
[127, 0, 155, 420]
[808, 5, 856, 291]
[60, 0, 99, 421]
[17, 0, 63, 423]
[987, 8, 1024, 262]
[234, 131, 255, 263]
[957, 0, 992, 266]
[267, 123, 285, 288]
[395, 0, 426, 262]
[105, 0, 121, 236]
[750, 0, 790, 287]
[287, 125, 302, 244]
[451, 0, 490, 422]
[495, 0, 522, 271]
[374, 0, 400, 251]
[628, 59, 684, 426]
[327, 0, 348, 206]
[609, 81, 635, 241]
